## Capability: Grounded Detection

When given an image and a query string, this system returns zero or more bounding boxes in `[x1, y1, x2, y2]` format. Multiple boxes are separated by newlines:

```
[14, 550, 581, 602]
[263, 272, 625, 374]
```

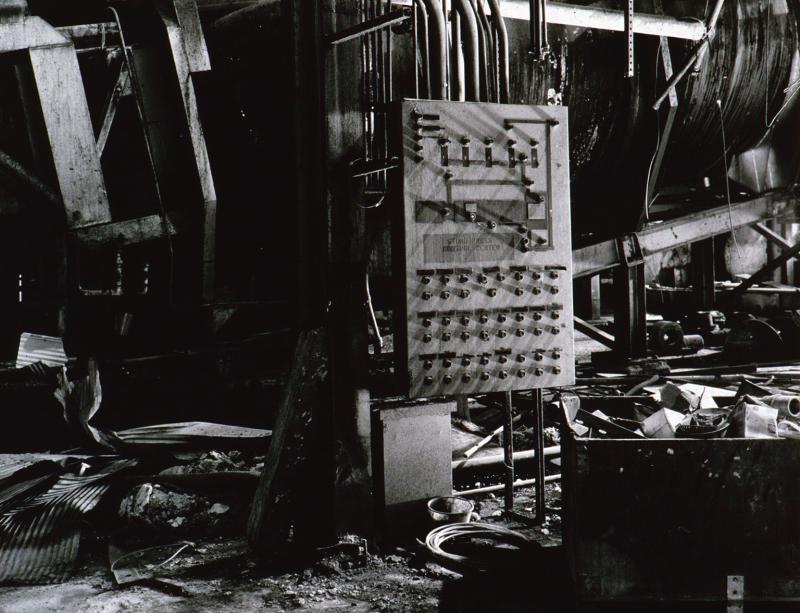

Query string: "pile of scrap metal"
[563, 376, 800, 441]
[0, 351, 270, 586]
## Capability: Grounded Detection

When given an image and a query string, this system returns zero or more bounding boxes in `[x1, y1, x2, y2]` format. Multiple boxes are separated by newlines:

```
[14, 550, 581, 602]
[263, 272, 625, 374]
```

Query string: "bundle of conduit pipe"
[408, 0, 800, 243]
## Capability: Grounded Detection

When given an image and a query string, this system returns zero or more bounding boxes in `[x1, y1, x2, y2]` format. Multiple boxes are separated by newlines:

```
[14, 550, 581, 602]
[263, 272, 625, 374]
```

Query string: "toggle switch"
[553, 366, 562, 375]
[460, 289, 470, 298]
[462, 373, 472, 382]
[533, 312, 543, 321]
[533, 327, 543, 336]
[461, 316, 470, 326]
[517, 354, 526, 363]
[515, 313, 525, 322]
[422, 291, 432, 300]
[499, 370, 509, 380]
[441, 291, 451, 299]
[516, 329, 525, 337]
[534, 368, 544, 376]
[534, 351, 544, 361]
[515, 288, 524, 296]
[459, 273, 469, 283]
[480, 330, 490, 341]
[550, 287, 560, 295]
[423, 334, 432, 343]
[496, 272, 506, 281]
[424, 360, 433, 370]
[480, 372, 491, 381]
[553, 349, 562, 359]
[498, 330, 508, 338]
[423, 318, 432, 327]
[480, 356, 490, 366]
[443, 374, 453, 384]
[422, 275, 431, 284]
[477, 273, 488, 284]
[514, 271, 524, 281]
[462, 357, 472, 366]
[424, 376, 434, 385]
[552, 327, 561, 335]
[488, 288, 498, 297]
[442, 316, 452, 326]
[461, 331, 470, 340]
[532, 287, 542, 295]
[518, 369, 527, 378]
[443, 359, 452, 368]
[479, 314, 489, 324]
[498, 313, 507, 323]
[442, 332, 452, 341]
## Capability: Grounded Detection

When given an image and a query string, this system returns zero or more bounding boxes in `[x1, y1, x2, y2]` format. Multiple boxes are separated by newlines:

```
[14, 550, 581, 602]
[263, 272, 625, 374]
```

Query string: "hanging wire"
[716, 98, 742, 260]
[643, 39, 664, 222]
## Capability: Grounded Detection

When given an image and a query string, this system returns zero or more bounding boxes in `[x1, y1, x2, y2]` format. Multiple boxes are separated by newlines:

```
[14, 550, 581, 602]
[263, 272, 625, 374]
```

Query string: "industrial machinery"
[391, 99, 575, 398]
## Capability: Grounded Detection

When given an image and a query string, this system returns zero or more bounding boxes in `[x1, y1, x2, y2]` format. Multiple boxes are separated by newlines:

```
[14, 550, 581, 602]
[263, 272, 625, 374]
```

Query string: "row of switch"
[420, 349, 563, 368]
[418, 326, 562, 343]
[419, 269, 561, 284]
[411, 127, 542, 171]
[421, 365, 562, 386]
[420, 286, 560, 300]
[418, 311, 562, 327]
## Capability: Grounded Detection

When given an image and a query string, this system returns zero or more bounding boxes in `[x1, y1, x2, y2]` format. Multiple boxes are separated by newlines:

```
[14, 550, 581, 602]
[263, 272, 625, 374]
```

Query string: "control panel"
[391, 100, 575, 399]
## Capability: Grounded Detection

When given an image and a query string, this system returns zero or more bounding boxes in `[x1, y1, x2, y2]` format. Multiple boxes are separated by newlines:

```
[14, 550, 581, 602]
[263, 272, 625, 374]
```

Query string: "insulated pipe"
[421, 0, 448, 99]
[413, 0, 431, 98]
[450, 10, 464, 100]
[485, 0, 509, 102]
[469, 0, 489, 100]
[474, 0, 495, 100]
[452, 0, 480, 101]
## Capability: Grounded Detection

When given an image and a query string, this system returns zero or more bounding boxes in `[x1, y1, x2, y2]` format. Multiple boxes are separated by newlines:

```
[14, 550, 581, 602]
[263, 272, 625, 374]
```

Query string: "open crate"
[560, 394, 800, 606]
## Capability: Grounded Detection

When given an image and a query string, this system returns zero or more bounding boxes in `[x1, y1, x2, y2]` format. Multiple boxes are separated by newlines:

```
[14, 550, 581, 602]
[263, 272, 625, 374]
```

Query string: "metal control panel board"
[391, 99, 575, 399]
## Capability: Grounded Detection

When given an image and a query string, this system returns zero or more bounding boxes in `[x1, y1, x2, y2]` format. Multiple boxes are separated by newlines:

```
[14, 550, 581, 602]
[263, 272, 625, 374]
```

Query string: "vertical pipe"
[450, 9, 463, 100]
[452, 0, 480, 101]
[486, 0, 508, 102]
[413, 0, 431, 98]
[533, 388, 546, 523]
[475, 0, 495, 100]
[502, 390, 515, 512]
[421, 0, 447, 99]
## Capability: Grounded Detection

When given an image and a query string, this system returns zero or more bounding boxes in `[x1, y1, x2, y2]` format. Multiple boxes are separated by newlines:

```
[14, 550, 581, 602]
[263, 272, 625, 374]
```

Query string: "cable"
[425, 522, 533, 571]
[644, 39, 664, 221]
[716, 98, 741, 261]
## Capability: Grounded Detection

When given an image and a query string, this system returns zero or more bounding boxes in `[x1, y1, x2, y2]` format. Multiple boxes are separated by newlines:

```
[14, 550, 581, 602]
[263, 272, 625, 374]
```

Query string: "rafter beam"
[574, 190, 799, 279]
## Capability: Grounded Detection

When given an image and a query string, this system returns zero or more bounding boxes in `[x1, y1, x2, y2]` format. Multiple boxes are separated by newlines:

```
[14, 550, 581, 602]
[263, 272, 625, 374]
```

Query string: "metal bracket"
[326, 8, 411, 46]
[625, 0, 634, 77]
[616, 233, 645, 268]
[727, 575, 744, 613]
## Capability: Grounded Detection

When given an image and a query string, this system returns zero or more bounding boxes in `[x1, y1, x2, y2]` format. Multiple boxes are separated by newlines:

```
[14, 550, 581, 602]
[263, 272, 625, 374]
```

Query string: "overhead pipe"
[451, 0, 480, 101]
[395, 0, 706, 41]
[485, 0, 509, 102]
[421, 0, 448, 99]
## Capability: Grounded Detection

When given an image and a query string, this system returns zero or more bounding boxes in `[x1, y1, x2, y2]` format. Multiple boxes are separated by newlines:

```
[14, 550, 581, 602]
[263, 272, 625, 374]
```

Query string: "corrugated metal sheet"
[0, 459, 136, 585]
[16, 333, 68, 369]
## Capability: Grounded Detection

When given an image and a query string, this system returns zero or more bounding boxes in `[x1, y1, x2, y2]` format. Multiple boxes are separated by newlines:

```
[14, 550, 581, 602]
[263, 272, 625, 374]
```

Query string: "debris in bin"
[759, 395, 800, 420]
[729, 402, 779, 439]
[659, 382, 700, 412]
[642, 408, 684, 439]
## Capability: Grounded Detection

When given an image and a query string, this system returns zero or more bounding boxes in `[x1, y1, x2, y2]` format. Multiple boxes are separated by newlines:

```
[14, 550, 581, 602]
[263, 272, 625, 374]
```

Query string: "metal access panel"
[391, 99, 575, 399]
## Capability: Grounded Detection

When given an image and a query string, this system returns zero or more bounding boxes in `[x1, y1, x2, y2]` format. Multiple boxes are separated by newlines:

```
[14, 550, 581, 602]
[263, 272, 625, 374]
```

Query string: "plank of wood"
[28, 44, 111, 228]
[247, 328, 327, 550]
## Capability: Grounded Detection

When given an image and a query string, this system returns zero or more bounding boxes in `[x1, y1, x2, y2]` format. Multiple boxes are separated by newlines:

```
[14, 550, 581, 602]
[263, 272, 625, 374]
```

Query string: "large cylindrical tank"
[502, 0, 799, 243]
